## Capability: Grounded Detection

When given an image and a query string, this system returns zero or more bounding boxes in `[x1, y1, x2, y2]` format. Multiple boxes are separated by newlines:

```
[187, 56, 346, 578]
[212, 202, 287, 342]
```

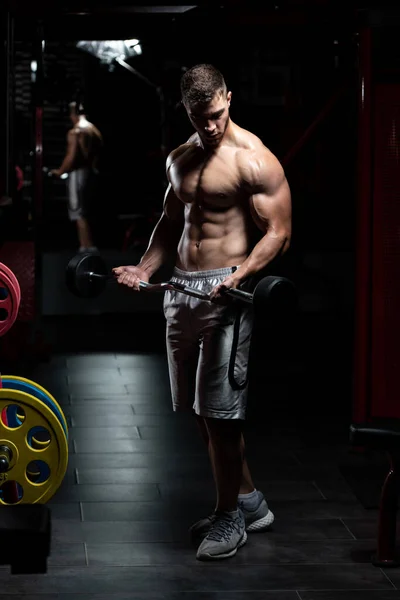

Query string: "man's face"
[186, 90, 232, 147]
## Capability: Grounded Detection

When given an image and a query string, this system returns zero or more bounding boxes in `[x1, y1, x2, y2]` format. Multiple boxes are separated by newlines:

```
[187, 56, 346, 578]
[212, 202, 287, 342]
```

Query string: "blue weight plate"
[1, 378, 68, 440]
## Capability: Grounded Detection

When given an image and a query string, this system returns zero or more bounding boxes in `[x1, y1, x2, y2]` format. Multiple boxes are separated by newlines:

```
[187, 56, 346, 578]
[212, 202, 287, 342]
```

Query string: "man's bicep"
[250, 174, 292, 236]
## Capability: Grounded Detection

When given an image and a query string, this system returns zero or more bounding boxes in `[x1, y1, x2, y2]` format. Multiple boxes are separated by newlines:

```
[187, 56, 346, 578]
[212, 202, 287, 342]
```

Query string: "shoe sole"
[246, 509, 275, 532]
[197, 530, 247, 561]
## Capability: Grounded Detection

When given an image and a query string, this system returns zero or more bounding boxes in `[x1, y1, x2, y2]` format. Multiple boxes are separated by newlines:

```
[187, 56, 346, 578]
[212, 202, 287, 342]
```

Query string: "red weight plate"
[0, 286, 18, 335]
[0, 268, 21, 312]
[0, 263, 21, 306]
[0, 269, 20, 337]
[0, 270, 21, 316]
[0, 243, 35, 322]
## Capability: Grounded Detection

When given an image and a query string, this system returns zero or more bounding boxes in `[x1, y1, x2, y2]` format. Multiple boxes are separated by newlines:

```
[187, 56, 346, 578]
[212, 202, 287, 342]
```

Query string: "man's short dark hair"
[69, 101, 85, 115]
[180, 64, 227, 107]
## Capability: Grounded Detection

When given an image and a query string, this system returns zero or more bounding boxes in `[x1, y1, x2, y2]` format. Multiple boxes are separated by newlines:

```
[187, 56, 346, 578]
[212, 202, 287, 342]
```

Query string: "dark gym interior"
[1, 0, 400, 597]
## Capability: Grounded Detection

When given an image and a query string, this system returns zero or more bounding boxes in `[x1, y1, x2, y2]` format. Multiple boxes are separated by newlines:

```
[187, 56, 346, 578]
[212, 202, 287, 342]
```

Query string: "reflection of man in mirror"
[51, 101, 103, 252]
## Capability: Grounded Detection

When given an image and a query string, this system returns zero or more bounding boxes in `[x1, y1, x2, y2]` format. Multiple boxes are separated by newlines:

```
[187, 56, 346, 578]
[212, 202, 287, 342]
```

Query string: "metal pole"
[115, 57, 168, 163]
[31, 23, 44, 330]
[282, 84, 348, 168]
[5, 11, 14, 199]
[32, 28, 44, 225]
[352, 27, 373, 424]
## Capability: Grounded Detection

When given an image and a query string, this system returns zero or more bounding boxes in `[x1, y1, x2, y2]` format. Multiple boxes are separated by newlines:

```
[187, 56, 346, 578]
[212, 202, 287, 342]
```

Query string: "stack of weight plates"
[0, 377, 68, 504]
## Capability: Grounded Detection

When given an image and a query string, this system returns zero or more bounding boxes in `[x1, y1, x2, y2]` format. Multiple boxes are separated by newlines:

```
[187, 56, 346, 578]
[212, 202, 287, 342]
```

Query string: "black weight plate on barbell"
[65, 253, 108, 298]
[253, 276, 297, 318]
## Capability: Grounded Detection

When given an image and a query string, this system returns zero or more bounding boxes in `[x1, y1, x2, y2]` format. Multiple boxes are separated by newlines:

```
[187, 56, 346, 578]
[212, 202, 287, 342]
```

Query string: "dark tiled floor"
[1, 342, 399, 598]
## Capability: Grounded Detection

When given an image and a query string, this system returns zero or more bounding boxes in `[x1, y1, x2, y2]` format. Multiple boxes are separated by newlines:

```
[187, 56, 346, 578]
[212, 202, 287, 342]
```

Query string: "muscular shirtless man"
[51, 101, 103, 252]
[114, 64, 292, 561]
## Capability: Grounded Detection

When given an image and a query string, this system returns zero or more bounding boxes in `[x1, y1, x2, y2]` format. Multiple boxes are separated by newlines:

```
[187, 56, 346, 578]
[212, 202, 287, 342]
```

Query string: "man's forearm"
[57, 157, 74, 175]
[137, 215, 182, 277]
[234, 232, 290, 283]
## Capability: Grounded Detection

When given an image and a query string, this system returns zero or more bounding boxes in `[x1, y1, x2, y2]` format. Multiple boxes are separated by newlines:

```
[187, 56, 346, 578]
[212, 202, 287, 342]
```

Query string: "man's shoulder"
[233, 125, 269, 157]
[166, 139, 197, 171]
[68, 125, 90, 139]
[236, 129, 280, 168]
[234, 128, 284, 186]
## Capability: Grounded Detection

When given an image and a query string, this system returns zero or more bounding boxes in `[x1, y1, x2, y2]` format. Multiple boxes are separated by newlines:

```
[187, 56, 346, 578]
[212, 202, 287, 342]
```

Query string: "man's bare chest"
[169, 154, 243, 208]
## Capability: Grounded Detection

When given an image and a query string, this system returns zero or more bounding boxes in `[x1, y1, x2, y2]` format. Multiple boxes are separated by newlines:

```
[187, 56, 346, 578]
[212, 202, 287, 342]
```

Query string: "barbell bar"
[65, 252, 297, 317]
[89, 270, 254, 303]
[42, 166, 68, 180]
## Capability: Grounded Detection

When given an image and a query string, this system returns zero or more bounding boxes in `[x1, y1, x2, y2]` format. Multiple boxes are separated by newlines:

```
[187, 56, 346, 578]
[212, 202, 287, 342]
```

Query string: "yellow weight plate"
[0, 389, 68, 504]
[2, 375, 68, 439]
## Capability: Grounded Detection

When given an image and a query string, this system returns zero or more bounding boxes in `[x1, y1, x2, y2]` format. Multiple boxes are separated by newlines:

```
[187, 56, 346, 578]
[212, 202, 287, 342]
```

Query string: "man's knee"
[194, 413, 209, 445]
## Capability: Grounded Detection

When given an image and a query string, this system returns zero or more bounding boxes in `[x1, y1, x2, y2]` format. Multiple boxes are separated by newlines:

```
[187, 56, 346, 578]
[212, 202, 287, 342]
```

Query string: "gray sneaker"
[190, 490, 274, 540]
[196, 509, 247, 561]
[239, 491, 275, 532]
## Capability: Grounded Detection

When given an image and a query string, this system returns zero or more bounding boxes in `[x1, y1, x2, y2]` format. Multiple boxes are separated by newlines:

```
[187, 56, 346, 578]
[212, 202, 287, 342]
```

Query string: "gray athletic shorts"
[67, 168, 96, 221]
[163, 266, 254, 420]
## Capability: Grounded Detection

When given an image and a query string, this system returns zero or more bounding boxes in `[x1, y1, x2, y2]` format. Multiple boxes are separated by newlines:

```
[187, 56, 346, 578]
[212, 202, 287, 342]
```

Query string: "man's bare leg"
[192, 414, 273, 554]
[76, 217, 94, 249]
[203, 417, 243, 512]
[195, 414, 255, 495]
[239, 436, 256, 494]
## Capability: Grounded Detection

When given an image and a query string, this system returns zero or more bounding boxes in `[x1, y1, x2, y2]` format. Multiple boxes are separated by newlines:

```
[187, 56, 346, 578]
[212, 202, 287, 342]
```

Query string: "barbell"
[65, 252, 297, 318]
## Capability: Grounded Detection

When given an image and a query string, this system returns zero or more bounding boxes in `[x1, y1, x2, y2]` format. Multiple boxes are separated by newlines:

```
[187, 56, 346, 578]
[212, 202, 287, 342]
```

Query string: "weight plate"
[2, 270, 21, 310]
[66, 252, 107, 298]
[253, 275, 297, 318]
[0, 262, 21, 306]
[0, 388, 68, 504]
[0, 269, 20, 318]
[1, 376, 68, 440]
[0, 266, 20, 337]
[0, 269, 21, 334]
[1, 270, 20, 311]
